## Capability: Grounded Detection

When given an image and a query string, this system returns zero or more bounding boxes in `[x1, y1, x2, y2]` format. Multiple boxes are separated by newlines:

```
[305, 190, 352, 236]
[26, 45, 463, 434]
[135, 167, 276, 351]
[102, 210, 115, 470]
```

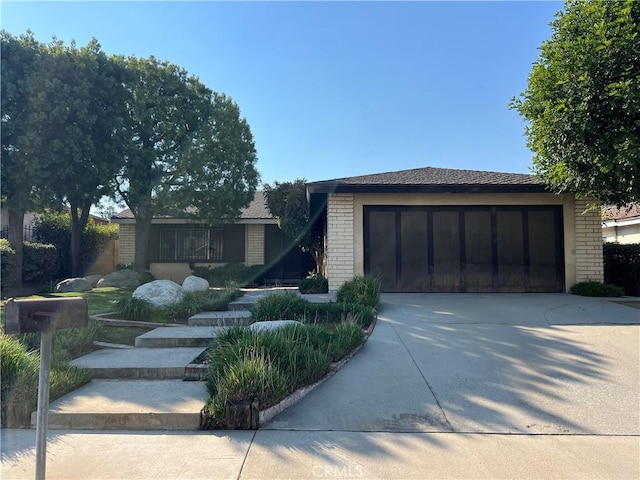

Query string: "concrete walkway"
[2, 293, 639, 479]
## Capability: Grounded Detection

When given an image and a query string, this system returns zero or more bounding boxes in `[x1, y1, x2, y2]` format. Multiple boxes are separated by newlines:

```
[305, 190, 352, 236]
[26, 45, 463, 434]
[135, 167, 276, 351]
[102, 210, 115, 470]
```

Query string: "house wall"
[574, 199, 604, 283]
[602, 223, 640, 244]
[246, 224, 265, 265]
[324, 191, 603, 292]
[118, 224, 136, 265]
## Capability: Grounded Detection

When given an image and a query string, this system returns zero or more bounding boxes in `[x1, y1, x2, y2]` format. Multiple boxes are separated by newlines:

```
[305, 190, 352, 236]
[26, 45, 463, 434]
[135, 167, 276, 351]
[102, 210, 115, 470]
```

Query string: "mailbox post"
[5, 297, 88, 480]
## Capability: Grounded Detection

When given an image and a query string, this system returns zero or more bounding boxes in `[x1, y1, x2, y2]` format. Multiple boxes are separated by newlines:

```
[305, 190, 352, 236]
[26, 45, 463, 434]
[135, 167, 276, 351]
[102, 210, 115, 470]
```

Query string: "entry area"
[364, 205, 564, 293]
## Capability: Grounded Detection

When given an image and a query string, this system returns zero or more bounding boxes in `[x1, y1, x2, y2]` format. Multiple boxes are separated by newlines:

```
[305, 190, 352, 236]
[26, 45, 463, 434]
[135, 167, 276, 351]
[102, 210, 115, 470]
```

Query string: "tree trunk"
[70, 203, 91, 277]
[134, 214, 152, 273]
[7, 207, 25, 291]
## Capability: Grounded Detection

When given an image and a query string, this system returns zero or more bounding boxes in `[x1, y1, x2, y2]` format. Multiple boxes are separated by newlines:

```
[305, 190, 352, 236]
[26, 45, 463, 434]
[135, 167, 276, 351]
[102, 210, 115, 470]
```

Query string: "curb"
[92, 313, 184, 328]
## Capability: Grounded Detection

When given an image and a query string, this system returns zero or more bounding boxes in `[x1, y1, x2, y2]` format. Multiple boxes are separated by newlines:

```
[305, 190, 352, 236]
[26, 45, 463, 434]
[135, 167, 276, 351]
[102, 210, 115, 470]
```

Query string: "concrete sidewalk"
[1, 429, 638, 479]
[2, 293, 639, 479]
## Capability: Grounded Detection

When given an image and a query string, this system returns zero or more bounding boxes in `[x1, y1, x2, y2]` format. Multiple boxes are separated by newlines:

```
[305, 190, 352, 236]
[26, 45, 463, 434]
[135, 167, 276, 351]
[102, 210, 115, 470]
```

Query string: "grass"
[202, 320, 366, 429]
[96, 325, 154, 346]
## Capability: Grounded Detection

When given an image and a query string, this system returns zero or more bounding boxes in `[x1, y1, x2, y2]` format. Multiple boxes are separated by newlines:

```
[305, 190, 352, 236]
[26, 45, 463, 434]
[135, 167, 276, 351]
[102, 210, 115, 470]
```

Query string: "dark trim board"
[364, 205, 564, 293]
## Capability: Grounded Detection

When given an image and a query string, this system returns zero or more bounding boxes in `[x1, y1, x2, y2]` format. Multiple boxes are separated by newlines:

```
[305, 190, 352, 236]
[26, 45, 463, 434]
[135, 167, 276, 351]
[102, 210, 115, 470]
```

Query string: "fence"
[0, 225, 35, 242]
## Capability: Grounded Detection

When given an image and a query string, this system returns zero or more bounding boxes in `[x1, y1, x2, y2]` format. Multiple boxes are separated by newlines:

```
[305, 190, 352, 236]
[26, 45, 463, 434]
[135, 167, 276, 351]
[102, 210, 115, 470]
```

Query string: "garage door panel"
[496, 210, 526, 292]
[464, 210, 493, 291]
[433, 211, 461, 291]
[528, 210, 561, 291]
[400, 211, 428, 292]
[367, 210, 397, 291]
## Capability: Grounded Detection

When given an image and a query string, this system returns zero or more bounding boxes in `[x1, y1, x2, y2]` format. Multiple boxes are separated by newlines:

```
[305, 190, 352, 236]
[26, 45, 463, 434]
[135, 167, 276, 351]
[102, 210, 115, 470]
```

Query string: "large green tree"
[511, 0, 640, 206]
[115, 56, 259, 272]
[1, 31, 44, 288]
[23, 38, 127, 276]
[264, 179, 325, 275]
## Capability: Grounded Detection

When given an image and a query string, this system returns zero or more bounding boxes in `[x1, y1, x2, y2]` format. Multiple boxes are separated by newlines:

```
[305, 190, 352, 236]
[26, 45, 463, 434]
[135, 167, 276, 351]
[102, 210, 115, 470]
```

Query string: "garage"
[365, 205, 564, 293]
[307, 166, 604, 294]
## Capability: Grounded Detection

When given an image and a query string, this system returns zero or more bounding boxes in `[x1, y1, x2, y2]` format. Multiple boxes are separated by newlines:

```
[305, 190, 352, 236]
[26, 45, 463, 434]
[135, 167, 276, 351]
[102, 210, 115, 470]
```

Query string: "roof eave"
[306, 183, 549, 195]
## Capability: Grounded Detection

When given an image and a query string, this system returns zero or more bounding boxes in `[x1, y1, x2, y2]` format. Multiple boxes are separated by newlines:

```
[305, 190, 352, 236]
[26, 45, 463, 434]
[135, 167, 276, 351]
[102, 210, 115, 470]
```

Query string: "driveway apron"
[266, 294, 639, 436]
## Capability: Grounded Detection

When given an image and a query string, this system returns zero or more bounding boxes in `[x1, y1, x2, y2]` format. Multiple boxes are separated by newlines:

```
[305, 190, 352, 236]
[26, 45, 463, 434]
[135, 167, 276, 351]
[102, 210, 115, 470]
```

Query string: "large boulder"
[83, 274, 103, 288]
[182, 275, 209, 293]
[97, 269, 140, 289]
[133, 280, 185, 309]
[55, 278, 92, 293]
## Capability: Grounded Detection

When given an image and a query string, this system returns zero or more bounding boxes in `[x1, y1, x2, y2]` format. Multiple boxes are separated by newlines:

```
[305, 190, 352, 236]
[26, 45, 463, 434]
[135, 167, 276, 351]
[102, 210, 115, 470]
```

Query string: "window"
[159, 228, 224, 261]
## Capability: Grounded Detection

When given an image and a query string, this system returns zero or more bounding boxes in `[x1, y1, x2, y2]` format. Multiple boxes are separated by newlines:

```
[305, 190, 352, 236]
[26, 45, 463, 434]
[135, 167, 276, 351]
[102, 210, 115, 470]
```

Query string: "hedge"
[23, 241, 57, 284]
[604, 243, 640, 296]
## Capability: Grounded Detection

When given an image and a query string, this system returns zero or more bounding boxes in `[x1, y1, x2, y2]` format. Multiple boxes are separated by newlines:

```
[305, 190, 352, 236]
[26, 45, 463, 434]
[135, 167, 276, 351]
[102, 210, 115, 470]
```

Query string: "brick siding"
[327, 193, 355, 291]
[118, 224, 135, 265]
[246, 224, 265, 266]
[574, 198, 604, 283]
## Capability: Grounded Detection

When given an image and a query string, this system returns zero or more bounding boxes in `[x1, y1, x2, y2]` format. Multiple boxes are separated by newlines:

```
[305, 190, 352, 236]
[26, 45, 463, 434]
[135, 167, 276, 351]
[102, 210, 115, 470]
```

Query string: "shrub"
[32, 210, 118, 278]
[298, 274, 328, 294]
[22, 241, 57, 284]
[139, 271, 155, 285]
[336, 275, 381, 309]
[569, 281, 625, 297]
[52, 318, 102, 365]
[304, 303, 375, 329]
[250, 292, 311, 321]
[326, 322, 365, 361]
[604, 243, 640, 296]
[0, 239, 16, 295]
[114, 296, 154, 320]
[192, 263, 266, 287]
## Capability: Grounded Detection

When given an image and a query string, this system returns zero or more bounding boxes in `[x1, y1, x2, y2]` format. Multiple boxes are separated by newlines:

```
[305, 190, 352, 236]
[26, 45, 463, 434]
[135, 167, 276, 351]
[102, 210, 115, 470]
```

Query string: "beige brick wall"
[574, 198, 604, 283]
[326, 193, 355, 291]
[118, 224, 135, 265]
[246, 224, 265, 266]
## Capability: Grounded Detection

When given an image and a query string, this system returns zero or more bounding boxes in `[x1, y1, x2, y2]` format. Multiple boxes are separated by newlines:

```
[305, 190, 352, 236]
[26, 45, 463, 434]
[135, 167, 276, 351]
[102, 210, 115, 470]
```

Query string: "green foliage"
[139, 271, 155, 285]
[22, 241, 57, 284]
[604, 243, 640, 296]
[250, 292, 312, 321]
[569, 281, 625, 297]
[114, 296, 154, 320]
[336, 276, 381, 309]
[298, 273, 328, 294]
[1, 332, 92, 426]
[250, 292, 374, 328]
[192, 263, 265, 287]
[264, 179, 325, 274]
[32, 210, 118, 279]
[0, 239, 16, 295]
[52, 318, 101, 365]
[203, 319, 368, 429]
[511, 0, 640, 205]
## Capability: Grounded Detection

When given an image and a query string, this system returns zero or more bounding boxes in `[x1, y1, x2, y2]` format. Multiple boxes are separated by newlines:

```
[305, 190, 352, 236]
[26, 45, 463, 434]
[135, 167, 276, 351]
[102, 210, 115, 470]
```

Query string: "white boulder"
[55, 278, 92, 293]
[182, 275, 210, 293]
[249, 320, 303, 333]
[83, 274, 103, 288]
[133, 280, 185, 308]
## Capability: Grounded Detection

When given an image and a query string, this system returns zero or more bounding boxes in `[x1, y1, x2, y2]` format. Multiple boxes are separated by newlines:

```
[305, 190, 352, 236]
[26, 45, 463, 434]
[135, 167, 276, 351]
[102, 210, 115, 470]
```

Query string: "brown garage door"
[364, 206, 564, 293]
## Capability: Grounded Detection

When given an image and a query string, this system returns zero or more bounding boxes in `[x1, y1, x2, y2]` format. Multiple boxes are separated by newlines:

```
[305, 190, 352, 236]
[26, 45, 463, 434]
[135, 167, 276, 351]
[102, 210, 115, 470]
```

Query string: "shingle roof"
[111, 191, 272, 221]
[603, 204, 640, 221]
[306, 166, 545, 194]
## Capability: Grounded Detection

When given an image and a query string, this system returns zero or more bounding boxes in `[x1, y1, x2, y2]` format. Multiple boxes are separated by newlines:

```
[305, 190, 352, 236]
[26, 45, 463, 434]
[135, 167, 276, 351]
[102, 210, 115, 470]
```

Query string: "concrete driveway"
[267, 293, 640, 435]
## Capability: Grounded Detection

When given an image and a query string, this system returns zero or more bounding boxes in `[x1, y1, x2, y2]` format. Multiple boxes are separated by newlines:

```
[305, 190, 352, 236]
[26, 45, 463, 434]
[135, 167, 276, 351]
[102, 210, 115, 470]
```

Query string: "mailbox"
[4, 297, 88, 334]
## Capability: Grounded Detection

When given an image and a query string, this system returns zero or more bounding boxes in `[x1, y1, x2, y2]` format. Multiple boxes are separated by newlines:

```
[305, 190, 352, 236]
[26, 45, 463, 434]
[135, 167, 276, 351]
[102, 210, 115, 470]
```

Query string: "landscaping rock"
[133, 280, 185, 308]
[97, 269, 140, 289]
[84, 274, 103, 288]
[182, 275, 209, 293]
[55, 278, 92, 293]
[249, 320, 303, 333]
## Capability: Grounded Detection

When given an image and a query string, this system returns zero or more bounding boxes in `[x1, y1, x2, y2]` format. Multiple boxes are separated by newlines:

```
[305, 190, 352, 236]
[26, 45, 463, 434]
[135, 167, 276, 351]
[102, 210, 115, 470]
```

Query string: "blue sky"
[2, 1, 563, 185]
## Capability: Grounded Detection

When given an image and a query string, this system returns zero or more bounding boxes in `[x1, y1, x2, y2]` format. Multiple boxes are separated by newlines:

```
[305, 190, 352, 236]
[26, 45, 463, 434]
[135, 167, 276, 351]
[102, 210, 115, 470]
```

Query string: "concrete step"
[39, 379, 208, 430]
[134, 326, 226, 348]
[70, 347, 206, 379]
[188, 310, 252, 326]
